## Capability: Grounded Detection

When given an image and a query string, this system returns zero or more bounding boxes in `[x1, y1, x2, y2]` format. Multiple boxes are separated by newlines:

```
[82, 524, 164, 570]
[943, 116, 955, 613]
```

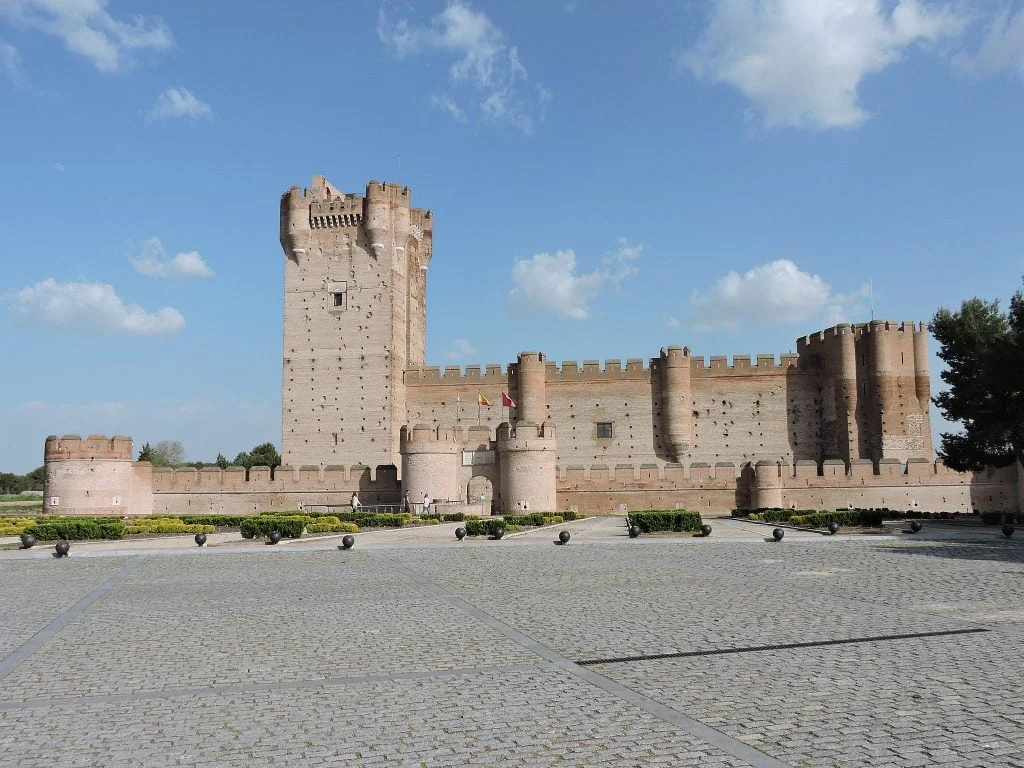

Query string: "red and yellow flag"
[477, 393, 492, 407]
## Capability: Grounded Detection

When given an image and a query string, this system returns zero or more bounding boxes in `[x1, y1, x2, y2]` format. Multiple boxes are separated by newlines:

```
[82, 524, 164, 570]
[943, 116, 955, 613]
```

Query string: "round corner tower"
[659, 345, 692, 462]
[43, 434, 145, 515]
[400, 424, 462, 505]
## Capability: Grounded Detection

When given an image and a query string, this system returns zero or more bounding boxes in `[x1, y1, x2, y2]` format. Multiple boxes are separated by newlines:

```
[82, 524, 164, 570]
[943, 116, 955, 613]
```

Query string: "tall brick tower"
[279, 176, 432, 468]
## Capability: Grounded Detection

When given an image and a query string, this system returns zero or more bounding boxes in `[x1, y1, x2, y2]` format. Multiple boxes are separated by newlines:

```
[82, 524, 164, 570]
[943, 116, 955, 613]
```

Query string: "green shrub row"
[464, 518, 508, 537]
[23, 518, 127, 541]
[180, 515, 249, 527]
[0, 517, 36, 536]
[981, 511, 1021, 525]
[239, 516, 308, 539]
[125, 519, 215, 535]
[307, 520, 359, 534]
[628, 510, 703, 533]
[500, 513, 562, 527]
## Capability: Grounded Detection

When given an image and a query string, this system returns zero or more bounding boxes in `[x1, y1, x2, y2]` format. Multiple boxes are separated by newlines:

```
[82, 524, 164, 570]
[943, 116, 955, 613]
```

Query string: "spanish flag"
[477, 393, 492, 407]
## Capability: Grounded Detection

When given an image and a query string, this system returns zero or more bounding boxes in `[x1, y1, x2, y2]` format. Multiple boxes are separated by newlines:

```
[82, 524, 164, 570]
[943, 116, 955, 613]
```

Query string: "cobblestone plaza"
[2, 520, 1023, 767]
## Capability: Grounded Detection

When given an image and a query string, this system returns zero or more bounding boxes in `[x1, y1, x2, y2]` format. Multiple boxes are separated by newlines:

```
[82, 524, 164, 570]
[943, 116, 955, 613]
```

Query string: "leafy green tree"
[216, 453, 229, 469]
[248, 442, 281, 468]
[25, 466, 43, 489]
[232, 443, 281, 469]
[137, 442, 155, 463]
[931, 285, 1024, 471]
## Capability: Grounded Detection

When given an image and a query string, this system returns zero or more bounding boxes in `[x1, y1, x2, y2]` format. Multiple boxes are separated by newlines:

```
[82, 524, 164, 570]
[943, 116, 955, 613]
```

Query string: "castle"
[43, 176, 1022, 517]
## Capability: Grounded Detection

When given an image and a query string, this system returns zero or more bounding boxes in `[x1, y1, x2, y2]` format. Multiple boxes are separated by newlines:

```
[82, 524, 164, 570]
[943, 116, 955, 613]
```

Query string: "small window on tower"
[328, 279, 348, 310]
[596, 422, 613, 439]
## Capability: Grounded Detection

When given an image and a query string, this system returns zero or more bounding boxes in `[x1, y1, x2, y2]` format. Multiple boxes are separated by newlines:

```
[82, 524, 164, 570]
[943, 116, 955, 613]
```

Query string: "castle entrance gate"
[467, 475, 494, 514]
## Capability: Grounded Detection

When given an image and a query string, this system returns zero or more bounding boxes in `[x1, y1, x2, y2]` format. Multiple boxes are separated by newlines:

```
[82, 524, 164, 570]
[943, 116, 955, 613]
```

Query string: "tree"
[216, 453, 229, 470]
[232, 442, 281, 469]
[152, 440, 186, 467]
[137, 442, 155, 463]
[931, 285, 1024, 471]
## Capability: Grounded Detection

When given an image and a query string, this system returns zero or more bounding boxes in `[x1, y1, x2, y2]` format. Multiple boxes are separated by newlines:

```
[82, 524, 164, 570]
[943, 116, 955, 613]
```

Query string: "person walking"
[403, 491, 411, 514]
[422, 492, 431, 516]
[351, 492, 362, 511]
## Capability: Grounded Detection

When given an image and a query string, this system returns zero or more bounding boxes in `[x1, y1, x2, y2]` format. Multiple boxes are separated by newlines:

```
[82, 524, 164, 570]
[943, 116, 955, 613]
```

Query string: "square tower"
[279, 176, 432, 468]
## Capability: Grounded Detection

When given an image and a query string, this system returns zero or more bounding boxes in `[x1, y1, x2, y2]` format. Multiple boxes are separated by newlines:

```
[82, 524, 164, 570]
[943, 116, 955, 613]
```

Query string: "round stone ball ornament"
[701, 524, 712, 537]
[20, 532, 36, 549]
[1002, 524, 1015, 539]
[827, 521, 840, 535]
[267, 530, 282, 545]
[455, 527, 467, 540]
[194, 532, 207, 547]
[341, 534, 355, 550]
[558, 530, 570, 544]
[772, 528, 784, 542]
[55, 541, 70, 557]
[492, 526, 505, 540]
[628, 524, 641, 538]
[910, 521, 923, 533]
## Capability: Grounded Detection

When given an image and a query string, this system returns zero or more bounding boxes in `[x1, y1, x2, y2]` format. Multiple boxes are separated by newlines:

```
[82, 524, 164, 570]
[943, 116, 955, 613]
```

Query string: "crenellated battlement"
[45, 434, 134, 461]
[543, 358, 651, 381]
[796, 320, 928, 354]
[690, 353, 801, 374]
[365, 179, 411, 200]
[558, 458, 1009, 485]
[404, 364, 508, 385]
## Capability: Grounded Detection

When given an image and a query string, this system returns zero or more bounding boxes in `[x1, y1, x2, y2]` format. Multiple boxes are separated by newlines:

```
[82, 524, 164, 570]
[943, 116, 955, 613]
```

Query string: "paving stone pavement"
[1, 528, 1023, 767]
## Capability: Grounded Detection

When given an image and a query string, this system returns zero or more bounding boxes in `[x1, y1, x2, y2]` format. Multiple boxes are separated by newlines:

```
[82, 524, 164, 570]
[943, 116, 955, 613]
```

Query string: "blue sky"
[2, 0, 1023, 473]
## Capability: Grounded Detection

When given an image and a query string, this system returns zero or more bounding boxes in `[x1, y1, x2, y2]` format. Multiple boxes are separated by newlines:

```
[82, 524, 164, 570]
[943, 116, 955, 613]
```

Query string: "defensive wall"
[44, 434, 1020, 517]
[557, 457, 1018, 517]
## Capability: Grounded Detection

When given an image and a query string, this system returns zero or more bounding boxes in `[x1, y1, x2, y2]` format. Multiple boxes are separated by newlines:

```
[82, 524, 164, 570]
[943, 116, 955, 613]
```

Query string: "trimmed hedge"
[981, 511, 1021, 525]
[465, 518, 508, 537]
[239, 516, 309, 539]
[0, 517, 36, 536]
[125, 518, 215, 535]
[180, 515, 249, 527]
[23, 518, 127, 541]
[307, 520, 359, 534]
[328, 512, 412, 528]
[628, 510, 703, 533]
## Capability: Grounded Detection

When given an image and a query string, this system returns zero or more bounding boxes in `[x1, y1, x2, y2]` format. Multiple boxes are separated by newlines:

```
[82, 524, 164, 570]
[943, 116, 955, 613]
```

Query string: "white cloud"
[509, 238, 642, 319]
[378, 1, 550, 132]
[431, 92, 467, 121]
[690, 259, 869, 331]
[0, 40, 25, 85]
[52, 161, 64, 171]
[8, 278, 185, 334]
[954, 5, 1024, 79]
[146, 87, 212, 122]
[444, 338, 478, 361]
[682, 0, 965, 129]
[130, 237, 213, 279]
[666, 316, 682, 330]
[0, 0, 173, 72]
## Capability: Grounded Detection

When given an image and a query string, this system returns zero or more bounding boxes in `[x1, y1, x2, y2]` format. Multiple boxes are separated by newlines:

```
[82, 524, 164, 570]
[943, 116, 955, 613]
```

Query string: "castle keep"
[43, 176, 1021, 517]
